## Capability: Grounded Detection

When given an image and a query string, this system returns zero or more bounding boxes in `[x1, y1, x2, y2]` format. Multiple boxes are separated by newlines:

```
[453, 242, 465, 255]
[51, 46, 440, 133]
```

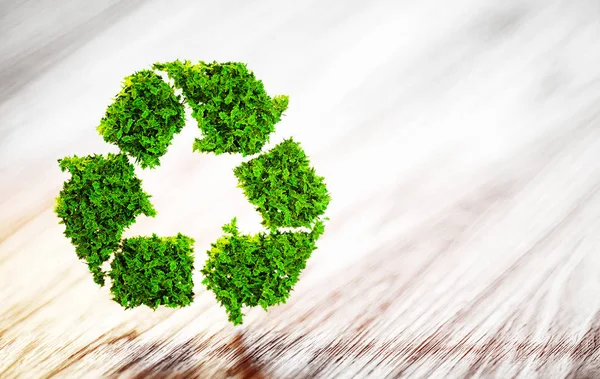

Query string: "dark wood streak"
[127, 339, 204, 379]
[45, 330, 140, 378]
[224, 333, 266, 379]
[92, 330, 599, 378]
[228, 333, 598, 378]
[100, 332, 267, 378]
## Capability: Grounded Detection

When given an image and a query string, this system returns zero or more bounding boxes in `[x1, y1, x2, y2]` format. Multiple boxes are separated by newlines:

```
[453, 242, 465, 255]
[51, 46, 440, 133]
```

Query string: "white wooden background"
[1, 0, 600, 377]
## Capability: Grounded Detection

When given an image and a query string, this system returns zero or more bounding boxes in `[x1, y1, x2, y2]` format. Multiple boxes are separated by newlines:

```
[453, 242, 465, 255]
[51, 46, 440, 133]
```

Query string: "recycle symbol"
[55, 60, 331, 325]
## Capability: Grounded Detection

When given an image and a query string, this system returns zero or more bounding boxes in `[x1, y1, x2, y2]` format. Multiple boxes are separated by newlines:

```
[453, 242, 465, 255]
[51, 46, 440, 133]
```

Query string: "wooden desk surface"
[1, 0, 600, 377]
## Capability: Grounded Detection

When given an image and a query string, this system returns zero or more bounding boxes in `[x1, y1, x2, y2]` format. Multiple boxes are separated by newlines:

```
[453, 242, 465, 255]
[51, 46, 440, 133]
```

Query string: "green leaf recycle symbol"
[55, 60, 331, 325]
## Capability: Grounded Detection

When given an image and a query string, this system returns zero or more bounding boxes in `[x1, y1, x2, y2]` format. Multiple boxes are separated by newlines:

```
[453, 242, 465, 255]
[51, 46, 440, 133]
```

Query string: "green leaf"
[54, 153, 156, 286]
[108, 233, 195, 309]
[233, 138, 331, 229]
[153, 60, 288, 156]
[97, 70, 185, 169]
[200, 218, 325, 325]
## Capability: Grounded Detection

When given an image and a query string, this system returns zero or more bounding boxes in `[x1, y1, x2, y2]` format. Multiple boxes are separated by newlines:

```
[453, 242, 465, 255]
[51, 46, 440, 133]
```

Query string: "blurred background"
[1, 0, 600, 377]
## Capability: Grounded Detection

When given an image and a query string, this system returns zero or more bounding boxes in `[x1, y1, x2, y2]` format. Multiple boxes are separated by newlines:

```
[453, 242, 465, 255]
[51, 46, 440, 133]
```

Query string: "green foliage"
[56, 59, 330, 324]
[54, 153, 157, 286]
[153, 60, 289, 156]
[233, 138, 331, 230]
[109, 233, 196, 309]
[201, 218, 325, 325]
[97, 70, 186, 169]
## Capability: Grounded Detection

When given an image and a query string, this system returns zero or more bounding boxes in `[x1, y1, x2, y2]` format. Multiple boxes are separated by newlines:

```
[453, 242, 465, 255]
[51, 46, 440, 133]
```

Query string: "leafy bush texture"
[201, 218, 325, 325]
[55, 59, 330, 325]
[55, 153, 157, 286]
[97, 70, 186, 169]
[109, 234, 195, 309]
[153, 60, 289, 156]
[234, 137, 331, 230]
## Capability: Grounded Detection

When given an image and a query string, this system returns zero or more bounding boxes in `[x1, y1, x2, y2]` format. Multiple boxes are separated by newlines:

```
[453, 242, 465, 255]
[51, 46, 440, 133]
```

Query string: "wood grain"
[1, 0, 600, 377]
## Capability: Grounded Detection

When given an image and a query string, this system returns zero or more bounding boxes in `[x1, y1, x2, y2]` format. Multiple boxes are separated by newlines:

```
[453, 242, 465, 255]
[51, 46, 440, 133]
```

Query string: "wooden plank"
[1, 0, 600, 377]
